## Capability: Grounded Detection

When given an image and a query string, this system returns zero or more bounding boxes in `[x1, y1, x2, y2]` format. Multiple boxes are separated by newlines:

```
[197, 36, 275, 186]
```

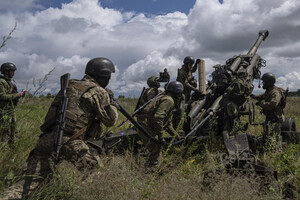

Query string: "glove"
[196, 59, 201, 64]
[250, 94, 256, 99]
[105, 88, 114, 99]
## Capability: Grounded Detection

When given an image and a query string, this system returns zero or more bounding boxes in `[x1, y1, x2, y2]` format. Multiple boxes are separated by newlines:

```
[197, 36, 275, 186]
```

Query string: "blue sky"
[39, 0, 197, 15]
[0, 0, 300, 97]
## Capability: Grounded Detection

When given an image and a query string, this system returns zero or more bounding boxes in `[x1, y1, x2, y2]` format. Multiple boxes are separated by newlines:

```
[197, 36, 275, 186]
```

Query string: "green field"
[0, 96, 299, 199]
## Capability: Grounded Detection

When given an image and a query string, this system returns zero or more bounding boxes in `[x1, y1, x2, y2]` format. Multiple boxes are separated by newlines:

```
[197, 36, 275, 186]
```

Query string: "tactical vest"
[262, 86, 285, 118]
[44, 79, 97, 136]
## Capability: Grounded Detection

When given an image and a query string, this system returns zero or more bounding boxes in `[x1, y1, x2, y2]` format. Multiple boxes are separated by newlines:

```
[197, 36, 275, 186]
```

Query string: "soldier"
[159, 68, 170, 83]
[137, 81, 184, 170]
[138, 76, 162, 107]
[8, 57, 119, 199]
[176, 56, 201, 102]
[0, 62, 27, 144]
[251, 73, 286, 153]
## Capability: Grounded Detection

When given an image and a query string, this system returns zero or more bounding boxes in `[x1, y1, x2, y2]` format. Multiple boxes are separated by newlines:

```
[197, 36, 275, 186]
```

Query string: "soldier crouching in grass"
[136, 81, 184, 172]
[0, 57, 118, 199]
[251, 73, 286, 153]
[0, 62, 27, 145]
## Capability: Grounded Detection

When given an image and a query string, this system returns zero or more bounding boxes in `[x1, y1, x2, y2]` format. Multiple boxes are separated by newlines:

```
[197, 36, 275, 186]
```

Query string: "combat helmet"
[85, 57, 115, 78]
[1, 62, 17, 74]
[166, 81, 184, 94]
[147, 76, 159, 87]
[183, 56, 195, 65]
[261, 73, 276, 87]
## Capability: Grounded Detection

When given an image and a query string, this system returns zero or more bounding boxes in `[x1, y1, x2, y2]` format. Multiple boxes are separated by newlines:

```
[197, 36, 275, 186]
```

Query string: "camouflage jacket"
[44, 75, 118, 139]
[253, 86, 285, 119]
[176, 66, 197, 99]
[0, 75, 18, 111]
[139, 94, 178, 137]
[139, 87, 162, 107]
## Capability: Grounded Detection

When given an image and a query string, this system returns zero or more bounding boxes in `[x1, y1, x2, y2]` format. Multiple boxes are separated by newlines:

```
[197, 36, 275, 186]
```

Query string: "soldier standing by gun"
[251, 73, 286, 153]
[11, 57, 119, 199]
[0, 62, 27, 144]
[136, 81, 184, 171]
[176, 56, 201, 102]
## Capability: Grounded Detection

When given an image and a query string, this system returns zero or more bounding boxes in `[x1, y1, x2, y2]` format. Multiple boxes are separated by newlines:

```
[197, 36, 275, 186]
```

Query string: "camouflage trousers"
[263, 117, 284, 153]
[0, 113, 16, 144]
[137, 119, 162, 167]
[0, 131, 102, 200]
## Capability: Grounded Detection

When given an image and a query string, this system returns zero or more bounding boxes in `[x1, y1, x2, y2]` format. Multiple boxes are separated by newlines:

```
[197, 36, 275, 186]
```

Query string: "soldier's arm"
[191, 59, 200, 73]
[165, 118, 179, 137]
[260, 91, 281, 110]
[81, 87, 118, 127]
[185, 79, 198, 92]
[0, 81, 18, 101]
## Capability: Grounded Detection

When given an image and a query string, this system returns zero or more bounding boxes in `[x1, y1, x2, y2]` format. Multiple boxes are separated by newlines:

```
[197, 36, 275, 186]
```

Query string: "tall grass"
[0, 97, 299, 199]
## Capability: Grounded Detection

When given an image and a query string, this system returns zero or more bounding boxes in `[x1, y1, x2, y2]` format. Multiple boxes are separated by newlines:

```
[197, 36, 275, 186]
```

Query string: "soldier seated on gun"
[136, 81, 184, 171]
[176, 56, 201, 102]
[0, 62, 27, 144]
[159, 68, 170, 83]
[17, 57, 118, 199]
[251, 73, 286, 153]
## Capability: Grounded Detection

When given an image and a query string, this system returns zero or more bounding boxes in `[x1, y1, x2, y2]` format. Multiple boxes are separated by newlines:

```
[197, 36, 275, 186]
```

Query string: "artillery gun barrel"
[247, 30, 269, 56]
[245, 54, 259, 76]
[229, 30, 269, 73]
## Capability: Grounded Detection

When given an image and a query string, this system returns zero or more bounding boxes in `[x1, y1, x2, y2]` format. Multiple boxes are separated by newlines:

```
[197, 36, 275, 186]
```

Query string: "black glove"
[196, 59, 201, 64]
[250, 94, 255, 99]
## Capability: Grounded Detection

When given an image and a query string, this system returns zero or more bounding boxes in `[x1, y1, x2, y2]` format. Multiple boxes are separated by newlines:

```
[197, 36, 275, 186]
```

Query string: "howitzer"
[186, 30, 269, 136]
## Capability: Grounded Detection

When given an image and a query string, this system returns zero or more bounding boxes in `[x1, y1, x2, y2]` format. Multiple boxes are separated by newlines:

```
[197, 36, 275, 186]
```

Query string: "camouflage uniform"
[139, 87, 162, 107]
[137, 94, 179, 167]
[253, 85, 285, 152]
[176, 65, 197, 102]
[18, 75, 118, 198]
[0, 75, 18, 143]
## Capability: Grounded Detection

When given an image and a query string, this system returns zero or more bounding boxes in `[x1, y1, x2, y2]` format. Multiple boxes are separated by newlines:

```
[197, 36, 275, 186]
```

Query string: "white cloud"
[0, 0, 300, 97]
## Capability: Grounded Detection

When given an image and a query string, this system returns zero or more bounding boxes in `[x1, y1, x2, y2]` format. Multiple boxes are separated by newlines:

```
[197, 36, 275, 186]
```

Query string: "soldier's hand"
[250, 94, 256, 99]
[196, 59, 201, 64]
[16, 90, 27, 98]
[105, 88, 114, 99]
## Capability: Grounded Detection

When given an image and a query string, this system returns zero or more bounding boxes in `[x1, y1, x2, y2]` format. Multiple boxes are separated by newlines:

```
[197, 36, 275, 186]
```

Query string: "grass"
[0, 96, 299, 199]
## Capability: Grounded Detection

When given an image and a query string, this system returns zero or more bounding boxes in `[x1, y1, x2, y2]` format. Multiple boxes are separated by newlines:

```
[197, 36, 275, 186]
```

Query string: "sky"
[0, 0, 300, 97]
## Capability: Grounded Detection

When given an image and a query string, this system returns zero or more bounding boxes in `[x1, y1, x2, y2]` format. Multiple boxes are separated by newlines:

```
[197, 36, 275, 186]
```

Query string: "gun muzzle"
[259, 30, 269, 41]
